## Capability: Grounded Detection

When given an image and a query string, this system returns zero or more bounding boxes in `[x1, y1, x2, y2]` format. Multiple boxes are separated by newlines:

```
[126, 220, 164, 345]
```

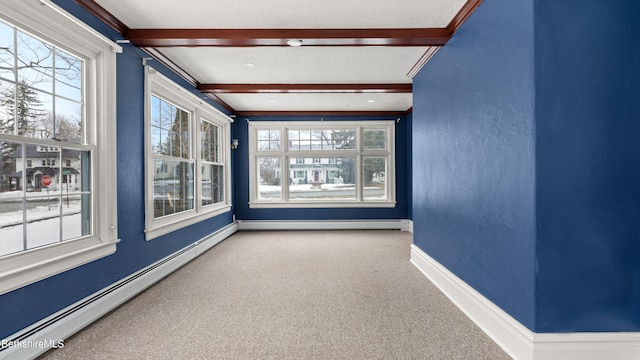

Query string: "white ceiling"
[93, 0, 471, 113]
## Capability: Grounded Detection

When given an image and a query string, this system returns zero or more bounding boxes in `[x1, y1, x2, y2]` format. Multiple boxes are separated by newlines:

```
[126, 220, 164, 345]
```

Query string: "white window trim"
[249, 121, 396, 208]
[0, 0, 121, 295]
[144, 67, 232, 240]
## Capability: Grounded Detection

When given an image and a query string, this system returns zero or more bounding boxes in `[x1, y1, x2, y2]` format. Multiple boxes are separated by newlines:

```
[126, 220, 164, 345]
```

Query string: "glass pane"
[363, 157, 387, 200]
[0, 22, 15, 81]
[1, 141, 20, 191]
[288, 129, 355, 151]
[258, 157, 281, 200]
[0, 80, 14, 134]
[257, 130, 280, 150]
[0, 198, 25, 256]
[363, 129, 386, 150]
[178, 109, 190, 159]
[289, 157, 355, 200]
[54, 49, 82, 101]
[151, 126, 162, 154]
[201, 164, 224, 206]
[335, 129, 356, 150]
[54, 96, 81, 142]
[152, 96, 190, 159]
[201, 120, 220, 163]
[153, 158, 194, 218]
[60, 149, 91, 240]
[26, 88, 53, 139]
[159, 97, 173, 129]
[17, 31, 53, 93]
[26, 196, 61, 250]
[0, 83, 52, 138]
[61, 192, 88, 242]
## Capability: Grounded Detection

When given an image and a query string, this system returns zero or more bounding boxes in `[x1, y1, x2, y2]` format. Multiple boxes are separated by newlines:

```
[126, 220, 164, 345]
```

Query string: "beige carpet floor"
[39, 230, 511, 359]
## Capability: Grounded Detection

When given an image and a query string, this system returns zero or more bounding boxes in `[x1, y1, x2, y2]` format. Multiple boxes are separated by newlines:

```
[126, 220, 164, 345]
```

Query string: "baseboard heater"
[0, 222, 238, 360]
[237, 219, 412, 231]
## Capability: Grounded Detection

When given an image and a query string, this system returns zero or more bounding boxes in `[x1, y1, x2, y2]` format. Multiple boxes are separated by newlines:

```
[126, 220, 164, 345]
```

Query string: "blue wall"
[412, 0, 537, 329]
[233, 115, 411, 221]
[413, 0, 640, 333]
[534, 0, 640, 332]
[0, 0, 234, 339]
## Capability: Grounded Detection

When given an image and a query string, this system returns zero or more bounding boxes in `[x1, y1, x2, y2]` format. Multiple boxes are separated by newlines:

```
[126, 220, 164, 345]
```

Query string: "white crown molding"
[410, 244, 640, 360]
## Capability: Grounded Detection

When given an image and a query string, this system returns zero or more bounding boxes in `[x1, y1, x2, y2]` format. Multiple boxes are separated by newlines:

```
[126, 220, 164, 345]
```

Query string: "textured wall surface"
[1, 0, 234, 339]
[233, 115, 411, 221]
[534, 0, 640, 332]
[411, 0, 537, 329]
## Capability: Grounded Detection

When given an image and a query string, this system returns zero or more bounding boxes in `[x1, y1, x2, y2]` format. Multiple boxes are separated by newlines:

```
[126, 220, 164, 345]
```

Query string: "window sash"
[144, 66, 232, 240]
[249, 121, 395, 208]
[0, 17, 94, 256]
[0, 0, 120, 295]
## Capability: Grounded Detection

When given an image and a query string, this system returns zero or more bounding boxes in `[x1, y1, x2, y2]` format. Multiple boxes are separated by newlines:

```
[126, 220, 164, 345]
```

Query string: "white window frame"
[0, 0, 121, 295]
[249, 121, 396, 208]
[144, 67, 232, 240]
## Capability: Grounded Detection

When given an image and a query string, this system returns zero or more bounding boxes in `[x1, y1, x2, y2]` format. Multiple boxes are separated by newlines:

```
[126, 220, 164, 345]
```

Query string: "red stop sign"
[41, 175, 52, 187]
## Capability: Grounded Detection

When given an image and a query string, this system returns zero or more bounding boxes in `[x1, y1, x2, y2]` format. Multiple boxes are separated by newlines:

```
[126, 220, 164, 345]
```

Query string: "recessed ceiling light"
[367, 99, 376, 103]
[244, 62, 255, 67]
[268, 100, 276, 103]
[287, 39, 303, 47]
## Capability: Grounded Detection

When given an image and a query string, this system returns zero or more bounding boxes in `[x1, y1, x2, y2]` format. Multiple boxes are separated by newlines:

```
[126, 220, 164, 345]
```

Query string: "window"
[249, 121, 395, 208]
[0, 0, 120, 294]
[145, 67, 232, 240]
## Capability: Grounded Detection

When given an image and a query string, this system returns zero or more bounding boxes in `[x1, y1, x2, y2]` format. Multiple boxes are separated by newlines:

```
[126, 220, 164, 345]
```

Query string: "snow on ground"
[0, 200, 83, 256]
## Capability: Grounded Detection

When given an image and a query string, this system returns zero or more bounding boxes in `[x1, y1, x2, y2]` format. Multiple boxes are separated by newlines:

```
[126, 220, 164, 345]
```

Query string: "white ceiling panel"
[160, 47, 427, 84]
[95, 0, 467, 29]
[90, 0, 476, 113]
[218, 93, 412, 112]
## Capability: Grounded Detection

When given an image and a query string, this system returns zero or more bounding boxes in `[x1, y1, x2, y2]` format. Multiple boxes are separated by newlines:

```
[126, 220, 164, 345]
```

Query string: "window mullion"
[194, 111, 202, 213]
[356, 125, 363, 202]
[282, 125, 289, 202]
[58, 148, 63, 243]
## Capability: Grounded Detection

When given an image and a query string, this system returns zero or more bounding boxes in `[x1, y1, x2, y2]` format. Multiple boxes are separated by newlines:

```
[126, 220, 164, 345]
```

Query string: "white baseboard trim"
[0, 222, 238, 360]
[407, 220, 414, 233]
[410, 244, 640, 360]
[237, 219, 411, 231]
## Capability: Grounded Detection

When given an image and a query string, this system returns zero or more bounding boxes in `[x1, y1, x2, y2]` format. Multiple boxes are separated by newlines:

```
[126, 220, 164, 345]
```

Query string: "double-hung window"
[249, 121, 395, 208]
[144, 67, 232, 240]
[0, 0, 120, 294]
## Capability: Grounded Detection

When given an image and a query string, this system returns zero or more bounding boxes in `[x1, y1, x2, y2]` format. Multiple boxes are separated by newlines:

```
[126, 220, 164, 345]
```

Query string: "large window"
[249, 121, 395, 208]
[145, 67, 232, 240]
[0, 0, 120, 294]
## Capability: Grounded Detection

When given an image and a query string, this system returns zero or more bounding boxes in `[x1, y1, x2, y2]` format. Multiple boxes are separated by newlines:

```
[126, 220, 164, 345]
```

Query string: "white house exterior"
[7, 145, 81, 192]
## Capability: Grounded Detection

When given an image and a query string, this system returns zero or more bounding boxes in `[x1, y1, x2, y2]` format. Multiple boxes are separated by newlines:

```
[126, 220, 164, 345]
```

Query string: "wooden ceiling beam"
[198, 83, 412, 94]
[126, 28, 451, 47]
[234, 110, 410, 117]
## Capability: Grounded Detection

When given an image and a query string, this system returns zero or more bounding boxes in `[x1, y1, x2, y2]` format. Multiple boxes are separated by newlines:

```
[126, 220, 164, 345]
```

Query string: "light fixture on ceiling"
[244, 62, 255, 67]
[287, 39, 303, 47]
[367, 99, 376, 103]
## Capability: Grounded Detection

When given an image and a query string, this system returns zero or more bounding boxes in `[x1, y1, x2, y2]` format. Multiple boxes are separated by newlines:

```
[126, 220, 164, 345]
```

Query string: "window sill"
[0, 236, 120, 295]
[145, 205, 232, 241]
[249, 201, 396, 209]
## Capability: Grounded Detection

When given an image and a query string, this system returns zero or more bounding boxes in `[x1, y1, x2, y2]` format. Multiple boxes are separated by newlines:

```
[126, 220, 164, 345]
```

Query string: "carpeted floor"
[39, 230, 511, 359]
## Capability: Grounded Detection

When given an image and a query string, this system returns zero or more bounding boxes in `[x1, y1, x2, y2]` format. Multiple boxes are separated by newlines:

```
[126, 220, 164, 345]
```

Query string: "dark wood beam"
[234, 110, 409, 117]
[198, 83, 412, 94]
[126, 28, 451, 47]
[447, 0, 483, 34]
[74, 0, 129, 34]
[142, 48, 235, 113]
